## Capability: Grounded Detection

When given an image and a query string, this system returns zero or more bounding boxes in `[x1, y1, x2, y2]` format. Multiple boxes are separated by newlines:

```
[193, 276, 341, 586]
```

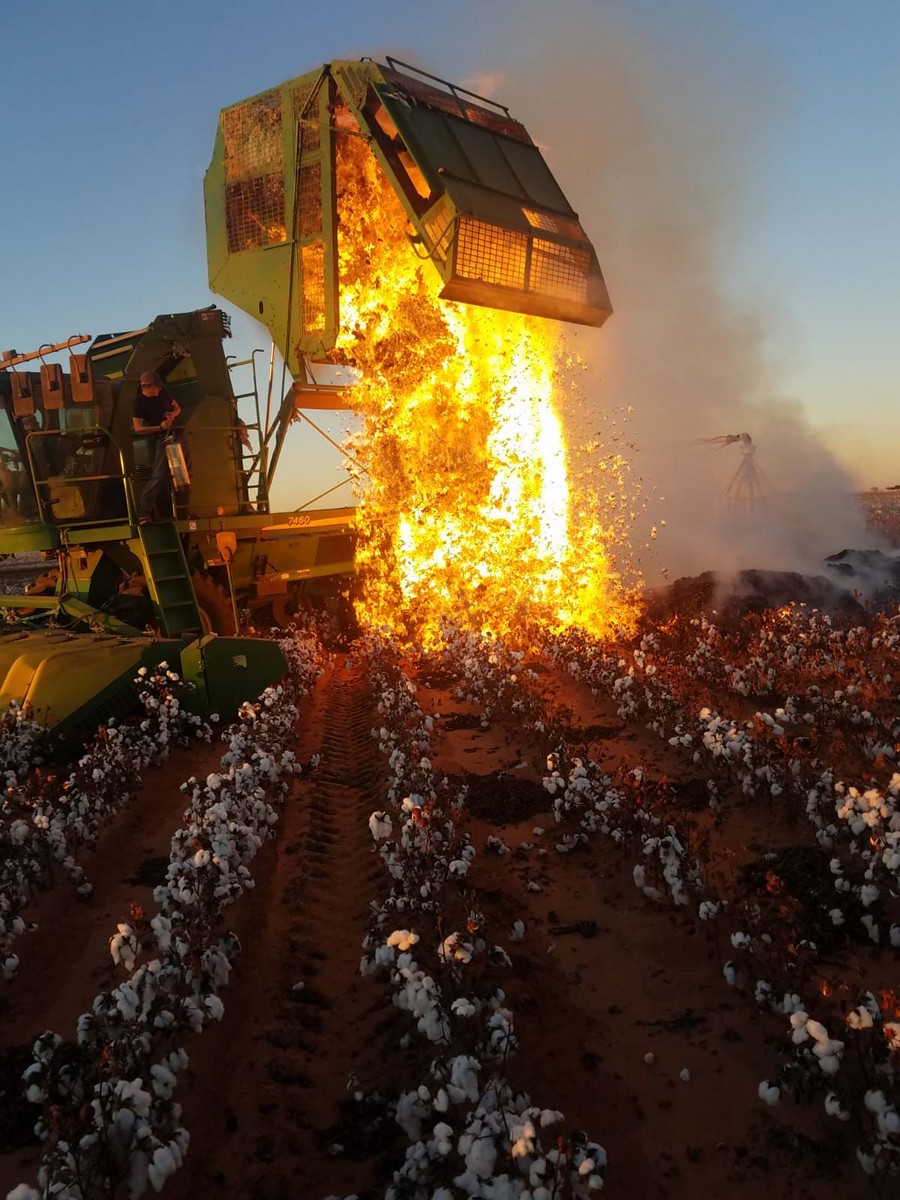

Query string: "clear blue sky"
[1, 0, 896, 506]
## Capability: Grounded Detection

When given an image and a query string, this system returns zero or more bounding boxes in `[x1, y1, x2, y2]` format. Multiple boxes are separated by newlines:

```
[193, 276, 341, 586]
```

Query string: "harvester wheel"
[191, 570, 235, 636]
[271, 587, 311, 629]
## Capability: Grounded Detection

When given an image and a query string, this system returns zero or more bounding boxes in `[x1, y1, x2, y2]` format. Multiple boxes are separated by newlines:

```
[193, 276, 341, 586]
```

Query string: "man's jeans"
[137, 432, 191, 520]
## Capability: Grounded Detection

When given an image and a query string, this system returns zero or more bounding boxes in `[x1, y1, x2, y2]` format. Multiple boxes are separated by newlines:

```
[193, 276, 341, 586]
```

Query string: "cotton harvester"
[0, 57, 611, 740]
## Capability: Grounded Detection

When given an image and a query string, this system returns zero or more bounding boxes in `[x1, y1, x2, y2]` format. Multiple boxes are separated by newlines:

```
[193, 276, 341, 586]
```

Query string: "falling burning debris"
[332, 119, 637, 644]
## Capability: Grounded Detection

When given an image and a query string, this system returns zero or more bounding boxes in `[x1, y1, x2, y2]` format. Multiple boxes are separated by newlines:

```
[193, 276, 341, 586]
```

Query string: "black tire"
[271, 586, 313, 629]
[191, 570, 236, 635]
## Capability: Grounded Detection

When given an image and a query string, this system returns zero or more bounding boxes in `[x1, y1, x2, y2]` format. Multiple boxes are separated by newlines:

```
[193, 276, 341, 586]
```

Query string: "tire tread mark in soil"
[166, 658, 393, 1200]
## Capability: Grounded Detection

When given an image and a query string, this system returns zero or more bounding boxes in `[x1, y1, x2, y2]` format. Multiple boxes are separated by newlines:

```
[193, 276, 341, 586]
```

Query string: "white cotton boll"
[433, 1088, 449, 1113]
[864, 1089, 887, 1115]
[432, 1122, 454, 1156]
[730, 931, 750, 950]
[147, 1144, 177, 1192]
[789, 1010, 809, 1032]
[368, 811, 393, 841]
[632, 865, 647, 889]
[2, 956, 19, 981]
[193, 848, 210, 867]
[829, 909, 845, 926]
[758, 1081, 780, 1106]
[679, 1068, 691, 1082]
[805, 1020, 829, 1044]
[818, 1054, 842, 1076]
[439, 934, 473, 964]
[824, 1092, 851, 1121]
[387, 930, 419, 952]
[722, 962, 737, 987]
[643, 1052, 655, 1065]
[510, 920, 526, 942]
[861, 914, 880, 943]
[204, 995, 225, 1021]
[451, 998, 476, 1018]
[857, 1148, 877, 1175]
[461, 1132, 497, 1182]
[109, 924, 137, 971]
[890, 924, 900, 948]
[860, 884, 879, 907]
[150, 1064, 177, 1099]
[847, 1006, 874, 1030]
[7, 1187, 41, 1200]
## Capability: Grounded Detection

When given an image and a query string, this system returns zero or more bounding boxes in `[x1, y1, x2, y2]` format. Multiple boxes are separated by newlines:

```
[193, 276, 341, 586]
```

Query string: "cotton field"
[1, 594, 899, 1200]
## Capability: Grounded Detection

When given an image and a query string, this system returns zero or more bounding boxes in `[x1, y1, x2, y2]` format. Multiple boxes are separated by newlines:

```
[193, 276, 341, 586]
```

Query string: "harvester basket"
[205, 58, 611, 375]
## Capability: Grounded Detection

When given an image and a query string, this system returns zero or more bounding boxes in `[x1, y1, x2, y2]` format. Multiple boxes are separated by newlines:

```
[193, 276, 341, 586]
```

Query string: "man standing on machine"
[133, 369, 184, 524]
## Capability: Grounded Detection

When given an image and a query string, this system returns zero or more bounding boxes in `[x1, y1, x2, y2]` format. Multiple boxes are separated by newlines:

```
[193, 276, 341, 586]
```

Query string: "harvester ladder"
[138, 523, 203, 637]
[227, 350, 270, 513]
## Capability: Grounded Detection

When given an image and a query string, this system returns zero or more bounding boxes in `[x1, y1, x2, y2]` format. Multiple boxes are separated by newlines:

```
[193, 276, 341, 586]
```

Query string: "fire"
[332, 123, 637, 644]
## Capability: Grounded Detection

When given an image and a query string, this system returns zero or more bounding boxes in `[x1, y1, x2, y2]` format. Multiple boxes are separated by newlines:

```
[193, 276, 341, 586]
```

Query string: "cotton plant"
[764, 990, 900, 1177]
[357, 633, 607, 1199]
[12, 625, 324, 1198]
[1, 667, 213, 983]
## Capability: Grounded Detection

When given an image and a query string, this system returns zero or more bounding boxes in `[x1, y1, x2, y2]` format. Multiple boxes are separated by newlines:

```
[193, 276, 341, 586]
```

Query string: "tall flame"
[332, 126, 637, 644]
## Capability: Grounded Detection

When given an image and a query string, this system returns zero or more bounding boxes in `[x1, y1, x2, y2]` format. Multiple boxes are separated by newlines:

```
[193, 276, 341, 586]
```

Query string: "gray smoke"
[470, 5, 877, 582]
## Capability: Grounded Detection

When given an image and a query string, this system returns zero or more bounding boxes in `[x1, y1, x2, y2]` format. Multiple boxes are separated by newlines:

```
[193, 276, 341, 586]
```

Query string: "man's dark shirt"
[134, 389, 175, 433]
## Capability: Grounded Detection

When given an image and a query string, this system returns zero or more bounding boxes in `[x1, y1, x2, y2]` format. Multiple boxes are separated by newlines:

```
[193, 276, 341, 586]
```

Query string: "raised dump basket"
[205, 58, 612, 373]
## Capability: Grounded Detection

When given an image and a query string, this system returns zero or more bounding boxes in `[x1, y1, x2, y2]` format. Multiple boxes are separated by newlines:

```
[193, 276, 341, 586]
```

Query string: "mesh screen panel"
[530, 239, 590, 303]
[223, 91, 286, 251]
[292, 84, 321, 154]
[298, 162, 323, 237]
[456, 217, 527, 290]
[423, 205, 453, 261]
[223, 91, 282, 182]
[225, 174, 286, 253]
[301, 242, 326, 333]
[522, 208, 586, 242]
[339, 63, 371, 108]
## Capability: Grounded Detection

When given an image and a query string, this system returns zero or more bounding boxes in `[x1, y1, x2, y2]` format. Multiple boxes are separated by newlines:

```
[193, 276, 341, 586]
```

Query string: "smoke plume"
[476, 6, 876, 583]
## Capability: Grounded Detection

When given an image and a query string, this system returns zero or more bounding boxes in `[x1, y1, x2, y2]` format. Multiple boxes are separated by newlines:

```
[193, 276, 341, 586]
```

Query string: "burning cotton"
[332, 122, 635, 644]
